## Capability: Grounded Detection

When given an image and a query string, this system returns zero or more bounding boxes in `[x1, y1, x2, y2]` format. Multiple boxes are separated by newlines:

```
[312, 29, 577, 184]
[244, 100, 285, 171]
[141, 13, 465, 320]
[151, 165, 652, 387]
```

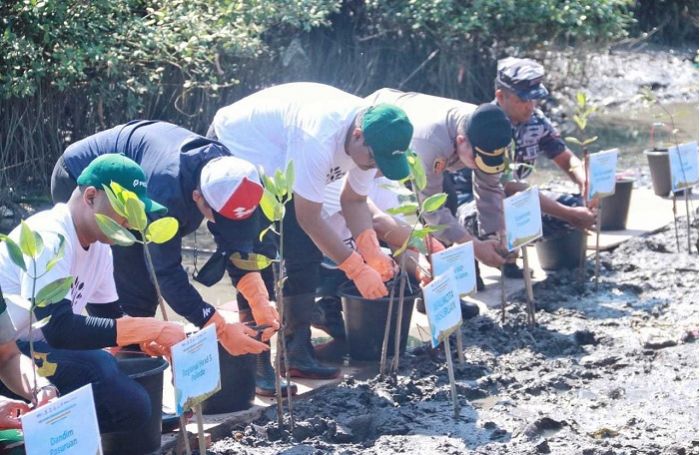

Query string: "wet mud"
[209, 217, 698, 454]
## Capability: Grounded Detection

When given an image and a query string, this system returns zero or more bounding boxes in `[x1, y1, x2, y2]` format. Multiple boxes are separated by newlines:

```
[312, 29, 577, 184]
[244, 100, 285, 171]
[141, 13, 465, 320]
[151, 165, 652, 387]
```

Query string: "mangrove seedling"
[0, 224, 74, 402]
[258, 160, 296, 431]
[94, 181, 179, 321]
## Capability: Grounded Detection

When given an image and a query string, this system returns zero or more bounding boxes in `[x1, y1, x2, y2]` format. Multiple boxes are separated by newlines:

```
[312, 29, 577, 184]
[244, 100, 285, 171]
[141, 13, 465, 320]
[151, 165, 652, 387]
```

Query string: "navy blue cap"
[496, 57, 549, 100]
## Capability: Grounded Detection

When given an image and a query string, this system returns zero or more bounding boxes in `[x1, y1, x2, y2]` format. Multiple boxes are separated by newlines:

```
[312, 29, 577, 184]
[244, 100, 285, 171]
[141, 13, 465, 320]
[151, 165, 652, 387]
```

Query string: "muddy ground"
[209, 215, 699, 455]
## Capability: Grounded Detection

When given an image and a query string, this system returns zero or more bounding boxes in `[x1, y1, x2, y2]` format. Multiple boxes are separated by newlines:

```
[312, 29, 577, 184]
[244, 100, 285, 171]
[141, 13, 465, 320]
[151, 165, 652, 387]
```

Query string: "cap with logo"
[466, 103, 512, 175]
[495, 57, 549, 101]
[199, 156, 264, 252]
[76, 154, 167, 214]
[362, 104, 414, 181]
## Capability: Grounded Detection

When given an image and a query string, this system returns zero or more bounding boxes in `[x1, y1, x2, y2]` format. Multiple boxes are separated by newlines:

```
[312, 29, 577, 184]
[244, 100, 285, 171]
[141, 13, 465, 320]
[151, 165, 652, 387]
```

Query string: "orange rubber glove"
[238, 272, 280, 341]
[204, 311, 269, 356]
[116, 318, 186, 354]
[356, 229, 396, 281]
[428, 237, 446, 253]
[339, 251, 388, 300]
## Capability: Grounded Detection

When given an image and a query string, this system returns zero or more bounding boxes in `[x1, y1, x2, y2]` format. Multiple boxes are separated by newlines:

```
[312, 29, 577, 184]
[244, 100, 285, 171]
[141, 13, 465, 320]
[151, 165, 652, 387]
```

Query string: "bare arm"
[340, 180, 374, 239]
[294, 194, 355, 264]
[552, 149, 586, 193]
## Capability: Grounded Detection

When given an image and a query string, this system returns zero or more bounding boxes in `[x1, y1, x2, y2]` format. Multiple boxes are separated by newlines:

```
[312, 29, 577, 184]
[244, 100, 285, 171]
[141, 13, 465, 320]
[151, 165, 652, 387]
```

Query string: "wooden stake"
[673, 194, 680, 252]
[579, 150, 590, 284]
[391, 263, 408, 374]
[454, 329, 465, 365]
[195, 404, 206, 455]
[685, 189, 692, 253]
[379, 278, 398, 377]
[521, 246, 535, 326]
[500, 265, 506, 323]
[444, 335, 460, 419]
[594, 209, 602, 290]
[179, 415, 191, 455]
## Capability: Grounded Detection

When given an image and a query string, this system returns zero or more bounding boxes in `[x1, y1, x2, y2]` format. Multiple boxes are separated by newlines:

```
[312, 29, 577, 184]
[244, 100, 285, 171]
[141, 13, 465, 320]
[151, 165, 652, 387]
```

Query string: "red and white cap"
[200, 156, 263, 220]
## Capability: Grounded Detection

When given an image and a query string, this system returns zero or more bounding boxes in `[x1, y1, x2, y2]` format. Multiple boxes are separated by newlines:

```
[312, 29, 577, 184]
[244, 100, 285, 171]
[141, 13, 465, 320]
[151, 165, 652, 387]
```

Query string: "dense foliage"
[0, 0, 683, 196]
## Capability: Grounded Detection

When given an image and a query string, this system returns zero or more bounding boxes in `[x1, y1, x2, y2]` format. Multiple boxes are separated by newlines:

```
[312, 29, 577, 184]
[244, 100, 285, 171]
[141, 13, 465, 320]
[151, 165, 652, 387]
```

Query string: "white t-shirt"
[212, 82, 377, 203]
[322, 176, 404, 249]
[0, 204, 118, 341]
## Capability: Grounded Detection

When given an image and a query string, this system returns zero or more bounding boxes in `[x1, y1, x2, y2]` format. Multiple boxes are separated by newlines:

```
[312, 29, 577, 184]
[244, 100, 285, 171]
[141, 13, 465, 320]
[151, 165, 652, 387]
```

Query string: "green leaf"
[386, 202, 419, 216]
[229, 252, 274, 271]
[0, 235, 26, 272]
[408, 236, 427, 254]
[124, 197, 147, 232]
[274, 169, 287, 198]
[258, 224, 273, 242]
[145, 217, 179, 244]
[261, 173, 278, 196]
[583, 136, 599, 146]
[33, 231, 45, 258]
[408, 152, 427, 191]
[35, 276, 74, 308]
[31, 316, 52, 330]
[260, 189, 277, 221]
[102, 184, 127, 218]
[275, 204, 286, 222]
[576, 91, 586, 108]
[19, 221, 37, 258]
[95, 214, 137, 246]
[565, 136, 583, 145]
[421, 193, 447, 213]
[284, 160, 295, 194]
[44, 234, 66, 273]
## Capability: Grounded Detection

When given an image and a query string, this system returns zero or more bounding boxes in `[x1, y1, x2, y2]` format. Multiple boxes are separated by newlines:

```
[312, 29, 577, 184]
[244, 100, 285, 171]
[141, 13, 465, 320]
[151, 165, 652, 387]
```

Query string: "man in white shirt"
[210, 82, 414, 379]
[0, 155, 185, 433]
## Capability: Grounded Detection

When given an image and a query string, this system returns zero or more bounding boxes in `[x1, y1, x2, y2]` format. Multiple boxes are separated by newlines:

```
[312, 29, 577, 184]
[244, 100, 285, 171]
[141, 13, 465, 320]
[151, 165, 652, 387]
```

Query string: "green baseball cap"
[76, 154, 167, 214]
[362, 104, 413, 181]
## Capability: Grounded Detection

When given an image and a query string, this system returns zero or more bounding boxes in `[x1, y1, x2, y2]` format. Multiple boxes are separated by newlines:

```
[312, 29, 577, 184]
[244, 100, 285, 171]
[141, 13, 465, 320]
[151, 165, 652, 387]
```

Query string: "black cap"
[466, 104, 512, 175]
[496, 57, 549, 100]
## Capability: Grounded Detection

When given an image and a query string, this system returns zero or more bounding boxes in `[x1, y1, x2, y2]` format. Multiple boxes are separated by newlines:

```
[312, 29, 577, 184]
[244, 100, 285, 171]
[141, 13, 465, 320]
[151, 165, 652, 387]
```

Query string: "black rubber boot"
[311, 297, 347, 363]
[239, 310, 298, 397]
[284, 293, 340, 379]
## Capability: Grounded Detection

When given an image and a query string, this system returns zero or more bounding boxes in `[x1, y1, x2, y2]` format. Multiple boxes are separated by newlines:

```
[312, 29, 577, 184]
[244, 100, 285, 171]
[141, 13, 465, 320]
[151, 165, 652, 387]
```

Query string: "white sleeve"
[87, 247, 118, 304]
[346, 167, 376, 196]
[291, 137, 333, 203]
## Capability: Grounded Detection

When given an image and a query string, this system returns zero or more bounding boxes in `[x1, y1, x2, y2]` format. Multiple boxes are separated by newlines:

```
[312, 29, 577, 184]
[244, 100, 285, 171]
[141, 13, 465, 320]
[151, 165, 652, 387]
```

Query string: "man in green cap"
[0, 154, 186, 433]
[209, 82, 414, 379]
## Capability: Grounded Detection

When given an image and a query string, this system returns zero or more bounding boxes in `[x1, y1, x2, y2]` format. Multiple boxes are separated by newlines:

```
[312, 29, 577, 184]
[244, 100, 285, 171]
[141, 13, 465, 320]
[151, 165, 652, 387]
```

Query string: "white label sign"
[172, 324, 221, 415]
[431, 241, 476, 296]
[669, 142, 699, 192]
[422, 269, 462, 349]
[504, 187, 543, 251]
[588, 148, 619, 200]
[22, 384, 102, 455]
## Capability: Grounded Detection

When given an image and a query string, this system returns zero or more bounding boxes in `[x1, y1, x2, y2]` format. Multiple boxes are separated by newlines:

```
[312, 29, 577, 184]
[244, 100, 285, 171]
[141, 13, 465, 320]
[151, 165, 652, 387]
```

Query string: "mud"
[208, 216, 698, 454]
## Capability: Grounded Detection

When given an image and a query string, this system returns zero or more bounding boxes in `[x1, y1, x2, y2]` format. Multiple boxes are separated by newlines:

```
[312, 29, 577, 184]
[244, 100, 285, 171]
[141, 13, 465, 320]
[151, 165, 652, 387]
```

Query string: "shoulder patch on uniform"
[433, 157, 447, 174]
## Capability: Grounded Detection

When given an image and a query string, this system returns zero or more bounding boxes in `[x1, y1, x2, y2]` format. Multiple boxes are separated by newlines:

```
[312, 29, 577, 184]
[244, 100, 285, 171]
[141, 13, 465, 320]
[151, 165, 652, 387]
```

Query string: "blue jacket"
[62, 120, 231, 326]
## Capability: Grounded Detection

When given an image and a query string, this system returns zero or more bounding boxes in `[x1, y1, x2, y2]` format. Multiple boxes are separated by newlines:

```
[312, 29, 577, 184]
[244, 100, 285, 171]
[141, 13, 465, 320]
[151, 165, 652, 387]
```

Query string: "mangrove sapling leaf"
[261, 172, 279, 197]
[274, 170, 287, 198]
[260, 189, 278, 221]
[0, 235, 26, 271]
[102, 184, 128, 218]
[31, 316, 52, 330]
[229, 252, 274, 271]
[386, 202, 419, 216]
[565, 136, 583, 146]
[421, 192, 447, 213]
[124, 197, 148, 232]
[284, 161, 295, 195]
[44, 235, 66, 273]
[19, 221, 40, 258]
[407, 152, 427, 191]
[145, 217, 179, 244]
[583, 136, 599, 146]
[576, 91, 587, 107]
[95, 214, 138, 246]
[258, 225, 276, 242]
[34, 276, 74, 308]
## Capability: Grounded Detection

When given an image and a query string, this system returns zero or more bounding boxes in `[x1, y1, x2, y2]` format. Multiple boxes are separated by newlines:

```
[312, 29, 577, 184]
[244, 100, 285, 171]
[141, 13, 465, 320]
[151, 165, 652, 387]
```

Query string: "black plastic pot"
[102, 357, 168, 455]
[338, 280, 419, 361]
[200, 344, 255, 414]
[600, 178, 634, 231]
[645, 148, 671, 197]
[535, 229, 586, 270]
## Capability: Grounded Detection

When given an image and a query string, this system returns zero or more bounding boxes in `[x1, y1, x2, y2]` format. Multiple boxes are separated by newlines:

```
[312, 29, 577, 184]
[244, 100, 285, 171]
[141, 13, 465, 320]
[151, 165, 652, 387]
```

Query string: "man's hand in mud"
[474, 238, 507, 268]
